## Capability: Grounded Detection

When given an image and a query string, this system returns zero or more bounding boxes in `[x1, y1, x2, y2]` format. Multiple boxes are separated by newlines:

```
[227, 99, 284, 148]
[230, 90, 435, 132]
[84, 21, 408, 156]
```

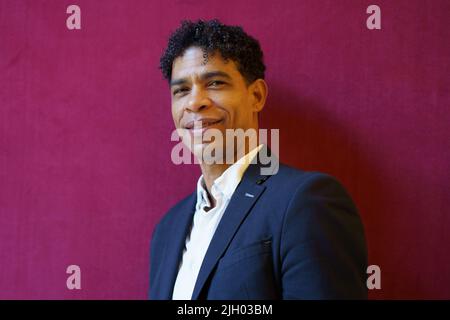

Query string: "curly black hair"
[159, 19, 265, 85]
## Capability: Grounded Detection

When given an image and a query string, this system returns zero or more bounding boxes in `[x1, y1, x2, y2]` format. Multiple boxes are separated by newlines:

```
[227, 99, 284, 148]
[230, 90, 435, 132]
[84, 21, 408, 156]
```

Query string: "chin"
[191, 141, 226, 165]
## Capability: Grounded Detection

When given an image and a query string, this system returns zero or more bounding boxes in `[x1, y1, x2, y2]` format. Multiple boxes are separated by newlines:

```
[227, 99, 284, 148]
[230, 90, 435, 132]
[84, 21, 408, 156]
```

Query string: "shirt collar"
[195, 144, 263, 211]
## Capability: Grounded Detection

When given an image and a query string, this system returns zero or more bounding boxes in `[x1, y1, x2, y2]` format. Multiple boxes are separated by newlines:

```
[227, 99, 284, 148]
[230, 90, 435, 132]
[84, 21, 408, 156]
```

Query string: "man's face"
[170, 46, 263, 161]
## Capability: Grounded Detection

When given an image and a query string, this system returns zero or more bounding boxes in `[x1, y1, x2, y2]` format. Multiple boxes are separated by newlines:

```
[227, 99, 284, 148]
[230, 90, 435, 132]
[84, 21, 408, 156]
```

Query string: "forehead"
[171, 47, 241, 81]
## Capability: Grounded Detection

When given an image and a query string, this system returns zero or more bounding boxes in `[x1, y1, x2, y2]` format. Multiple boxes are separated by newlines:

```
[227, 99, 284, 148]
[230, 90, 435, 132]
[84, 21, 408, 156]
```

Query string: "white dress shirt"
[172, 144, 263, 300]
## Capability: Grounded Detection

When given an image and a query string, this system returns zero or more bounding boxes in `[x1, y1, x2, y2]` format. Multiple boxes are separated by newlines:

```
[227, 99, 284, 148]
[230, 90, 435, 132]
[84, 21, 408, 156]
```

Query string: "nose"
[185, 86, 212, 112]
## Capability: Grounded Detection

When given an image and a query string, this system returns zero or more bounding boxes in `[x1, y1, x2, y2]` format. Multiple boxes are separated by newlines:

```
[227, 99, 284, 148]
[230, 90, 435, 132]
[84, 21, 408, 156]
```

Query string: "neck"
[198, 137, 260, 204]
[200, 162, 230, 205]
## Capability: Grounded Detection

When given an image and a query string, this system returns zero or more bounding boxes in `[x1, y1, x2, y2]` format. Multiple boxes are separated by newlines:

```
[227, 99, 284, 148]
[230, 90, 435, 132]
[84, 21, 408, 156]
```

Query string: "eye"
[208, 80, 225, 87]
[173, 87, 189, 96]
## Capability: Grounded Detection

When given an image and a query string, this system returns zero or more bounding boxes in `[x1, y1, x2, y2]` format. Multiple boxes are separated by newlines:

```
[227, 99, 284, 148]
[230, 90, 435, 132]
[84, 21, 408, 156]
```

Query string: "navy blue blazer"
[149, 152, 367, 299]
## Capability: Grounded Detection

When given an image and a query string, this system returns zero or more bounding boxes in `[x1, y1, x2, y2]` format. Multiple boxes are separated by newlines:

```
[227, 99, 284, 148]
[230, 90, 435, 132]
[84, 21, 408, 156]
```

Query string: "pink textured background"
[0, 0, 449, 299]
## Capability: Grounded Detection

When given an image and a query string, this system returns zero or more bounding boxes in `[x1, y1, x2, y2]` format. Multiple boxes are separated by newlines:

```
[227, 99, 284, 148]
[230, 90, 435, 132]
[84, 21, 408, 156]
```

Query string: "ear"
[249, 79, 268, 113]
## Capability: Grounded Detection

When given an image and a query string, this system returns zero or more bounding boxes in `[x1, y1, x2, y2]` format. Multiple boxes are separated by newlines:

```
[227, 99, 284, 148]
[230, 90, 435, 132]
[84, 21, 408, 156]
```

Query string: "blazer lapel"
[191, 153, 274, 299]
[157, 193, 196, 299]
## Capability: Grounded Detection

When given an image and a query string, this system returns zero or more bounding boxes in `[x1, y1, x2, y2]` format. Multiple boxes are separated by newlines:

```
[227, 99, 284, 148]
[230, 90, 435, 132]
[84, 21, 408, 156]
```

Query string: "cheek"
[230, 97, 252, 123]
[171, 103, 182, 126]
[222, 95, 246, 118]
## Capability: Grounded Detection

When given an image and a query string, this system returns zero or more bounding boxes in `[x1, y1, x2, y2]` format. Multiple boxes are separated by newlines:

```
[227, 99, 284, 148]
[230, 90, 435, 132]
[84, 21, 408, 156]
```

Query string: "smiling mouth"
[184, 119, 223, 130]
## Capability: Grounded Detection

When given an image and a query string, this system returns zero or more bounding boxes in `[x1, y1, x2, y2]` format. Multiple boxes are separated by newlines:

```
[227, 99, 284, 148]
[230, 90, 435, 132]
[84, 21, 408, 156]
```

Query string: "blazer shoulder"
[272, 163, 345, 190]
[155, 191, 196, 231]
[268, 164, 356, 211]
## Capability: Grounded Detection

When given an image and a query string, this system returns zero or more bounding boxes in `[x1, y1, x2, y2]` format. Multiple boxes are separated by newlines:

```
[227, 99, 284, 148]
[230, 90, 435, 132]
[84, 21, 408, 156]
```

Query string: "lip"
[183, 118, 223, 130]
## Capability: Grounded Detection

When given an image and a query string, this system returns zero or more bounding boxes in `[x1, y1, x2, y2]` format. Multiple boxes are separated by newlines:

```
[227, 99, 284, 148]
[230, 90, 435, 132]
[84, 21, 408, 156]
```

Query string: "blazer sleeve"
[148, 220, 164, 300]
[280, 172, 368, 299]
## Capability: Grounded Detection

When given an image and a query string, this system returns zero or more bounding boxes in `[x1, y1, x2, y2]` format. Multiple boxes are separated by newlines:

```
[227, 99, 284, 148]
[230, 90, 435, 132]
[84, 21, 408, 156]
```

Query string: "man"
[149, 19, 367, 299]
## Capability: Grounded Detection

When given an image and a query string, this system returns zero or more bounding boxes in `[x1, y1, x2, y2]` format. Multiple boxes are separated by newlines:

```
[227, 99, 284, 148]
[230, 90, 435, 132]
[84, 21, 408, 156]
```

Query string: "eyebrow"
[170, 71, 232, 87]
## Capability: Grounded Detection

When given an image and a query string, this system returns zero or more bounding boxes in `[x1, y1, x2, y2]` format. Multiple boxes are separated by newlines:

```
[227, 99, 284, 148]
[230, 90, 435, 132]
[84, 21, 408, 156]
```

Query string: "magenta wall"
[0, 0, 448, 299]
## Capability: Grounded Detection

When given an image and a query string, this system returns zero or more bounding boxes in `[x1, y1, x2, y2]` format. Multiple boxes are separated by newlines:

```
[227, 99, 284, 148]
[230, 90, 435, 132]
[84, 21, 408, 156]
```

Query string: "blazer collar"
[158, 145, 278, 299]
[157, 192, 196, 299]
[191, 145, 278, 299]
